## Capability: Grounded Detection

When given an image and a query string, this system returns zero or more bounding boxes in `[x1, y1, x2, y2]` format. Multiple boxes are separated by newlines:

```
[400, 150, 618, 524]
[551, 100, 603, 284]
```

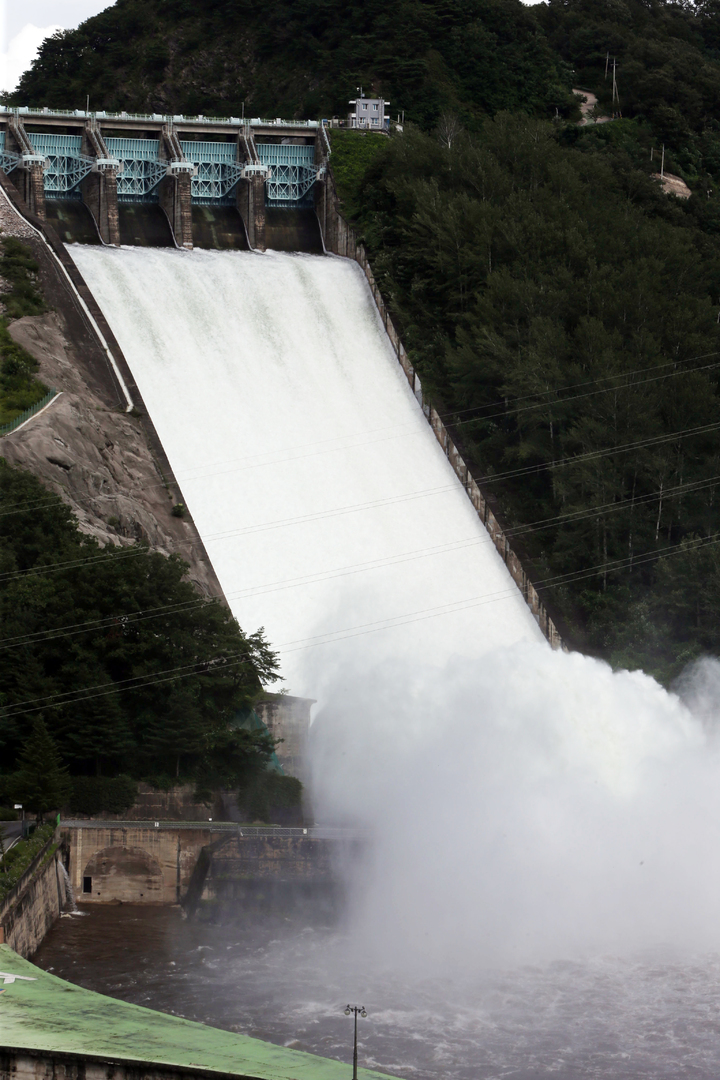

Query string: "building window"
[362, 102, 367, 110]
[373, 104, 379, 111]
[83, 876, 92, 893]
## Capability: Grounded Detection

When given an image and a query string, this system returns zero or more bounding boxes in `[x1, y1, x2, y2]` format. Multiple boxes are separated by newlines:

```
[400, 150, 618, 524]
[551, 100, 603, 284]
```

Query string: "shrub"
[171, 503, 186, 518]
[241, 771, 303, 823]
[0, 237, 45, 320]
[0, 823, 55, 903]
[0, 319, 48, 426]
[68, 775, 138, 816]
[0, 807, 18, 821]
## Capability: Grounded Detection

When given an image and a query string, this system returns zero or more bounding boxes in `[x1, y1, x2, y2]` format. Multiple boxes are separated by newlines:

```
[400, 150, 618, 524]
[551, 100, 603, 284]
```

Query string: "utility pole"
[605, 51, 610, 80]
[612, 57, 621, 118]
[661, 143, 665, 180]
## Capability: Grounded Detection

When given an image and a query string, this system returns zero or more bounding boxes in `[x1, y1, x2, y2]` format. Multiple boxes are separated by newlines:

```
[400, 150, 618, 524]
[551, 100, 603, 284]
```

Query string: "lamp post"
[344, 1004, 367, 1079]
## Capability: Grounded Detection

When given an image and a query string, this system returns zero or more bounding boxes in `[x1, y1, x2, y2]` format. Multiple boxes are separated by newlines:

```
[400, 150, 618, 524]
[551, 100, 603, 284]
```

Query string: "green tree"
[0, 459, 280, 780]
[13, 718, 71, 822]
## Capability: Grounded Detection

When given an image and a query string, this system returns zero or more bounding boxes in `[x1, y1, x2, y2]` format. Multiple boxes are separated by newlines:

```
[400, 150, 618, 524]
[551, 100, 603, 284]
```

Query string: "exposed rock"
[2, 311, 221, 598]
[652, 171, 692, 199]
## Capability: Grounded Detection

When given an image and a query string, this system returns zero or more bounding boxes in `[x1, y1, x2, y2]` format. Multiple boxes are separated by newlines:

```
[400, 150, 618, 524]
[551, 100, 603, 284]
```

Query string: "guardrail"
[0, 389, 58, 437]
[60, 819, 366, 839]
[1, 106, 320, 130]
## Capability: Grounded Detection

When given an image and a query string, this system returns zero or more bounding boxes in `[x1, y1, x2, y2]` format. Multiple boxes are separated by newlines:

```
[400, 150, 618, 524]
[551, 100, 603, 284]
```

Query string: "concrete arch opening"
[82, 845, 163, 903]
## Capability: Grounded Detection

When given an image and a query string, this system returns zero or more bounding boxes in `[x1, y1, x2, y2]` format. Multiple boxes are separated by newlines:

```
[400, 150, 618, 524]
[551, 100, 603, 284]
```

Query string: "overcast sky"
[1, 0, 544, 96]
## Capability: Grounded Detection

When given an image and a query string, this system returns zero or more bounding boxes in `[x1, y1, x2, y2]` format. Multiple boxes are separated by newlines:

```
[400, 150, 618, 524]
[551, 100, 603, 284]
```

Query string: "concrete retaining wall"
[65, 824, 347, 907]
[315, 161, 566, 651]
[0, 831, 65, 958]
[0, 1049, 243, 1080]
[66, 824, 212, 905]
[65, 824, 340, 905]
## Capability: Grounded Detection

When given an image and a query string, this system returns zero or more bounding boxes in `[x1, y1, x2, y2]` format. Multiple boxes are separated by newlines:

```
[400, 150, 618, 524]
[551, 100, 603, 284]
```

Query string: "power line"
[5, 525, 719, 719]
[0, 481, 462, 585]
[435, 350, 720, 424]
[506, 473, 720, 538]
[4, 412, 718, 590]
[452, 357, 720, 430]
[2, 466, 719, 654]
[3, 352, 719, 521]
[476, 419, 720, 487]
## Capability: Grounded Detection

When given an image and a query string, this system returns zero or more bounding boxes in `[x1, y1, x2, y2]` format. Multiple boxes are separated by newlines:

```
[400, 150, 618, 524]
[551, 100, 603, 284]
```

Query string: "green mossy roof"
[0, 945, 397, 1080]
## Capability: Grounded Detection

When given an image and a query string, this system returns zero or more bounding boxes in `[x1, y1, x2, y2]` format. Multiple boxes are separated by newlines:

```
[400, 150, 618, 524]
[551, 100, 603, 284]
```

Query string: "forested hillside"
[0, 459, 280, 784]
[11, 0, 720, 682]
[10, 0, 569, 124]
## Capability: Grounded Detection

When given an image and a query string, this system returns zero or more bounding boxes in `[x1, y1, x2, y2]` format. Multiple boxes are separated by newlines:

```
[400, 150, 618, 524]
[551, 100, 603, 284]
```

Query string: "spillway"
[71, 246, 543, 697]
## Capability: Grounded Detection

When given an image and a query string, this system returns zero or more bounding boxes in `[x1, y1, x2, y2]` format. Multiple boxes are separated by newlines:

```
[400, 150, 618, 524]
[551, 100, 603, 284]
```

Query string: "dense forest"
[9, 0, 569, 125]
[10, 0, 720, 683]
[0, 459, 281, 784]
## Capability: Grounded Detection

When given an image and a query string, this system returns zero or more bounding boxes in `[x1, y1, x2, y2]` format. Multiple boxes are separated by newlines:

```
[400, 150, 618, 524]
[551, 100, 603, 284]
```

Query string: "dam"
[0, 105, 325, 252]
[6, 100, 720, 1080]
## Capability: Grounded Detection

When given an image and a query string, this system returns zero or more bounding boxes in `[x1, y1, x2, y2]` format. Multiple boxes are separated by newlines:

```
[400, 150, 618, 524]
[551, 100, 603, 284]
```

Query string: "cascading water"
[70, 246, 544, 696]
[58, 861, 82, 914]
[66, 244, 720, 1077]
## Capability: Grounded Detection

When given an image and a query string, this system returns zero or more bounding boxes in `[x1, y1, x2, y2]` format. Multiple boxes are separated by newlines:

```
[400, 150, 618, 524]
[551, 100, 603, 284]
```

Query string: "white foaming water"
[70, 246, 543, 696]
[58, 861, 84, 915]
[312, 651, 720, 967]
[60, 243, 720, 1071]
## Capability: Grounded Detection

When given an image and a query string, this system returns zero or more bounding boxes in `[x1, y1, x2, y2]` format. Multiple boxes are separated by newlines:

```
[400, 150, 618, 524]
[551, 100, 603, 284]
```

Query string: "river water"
[33, 904, 720, 1079]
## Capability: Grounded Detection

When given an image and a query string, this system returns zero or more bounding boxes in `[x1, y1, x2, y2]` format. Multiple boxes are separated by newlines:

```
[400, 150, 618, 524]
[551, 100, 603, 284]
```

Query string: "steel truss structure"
[104, 137, 168, 201]
[180, 140, 244, 203]
[256, 143, 317, 204]
[0, 132, 19, 174]
[28, 133, 93, 197]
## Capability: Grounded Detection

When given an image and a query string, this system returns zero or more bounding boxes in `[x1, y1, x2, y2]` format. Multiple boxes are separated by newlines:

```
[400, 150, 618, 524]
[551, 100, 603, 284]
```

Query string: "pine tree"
[13, 717, 71, 822]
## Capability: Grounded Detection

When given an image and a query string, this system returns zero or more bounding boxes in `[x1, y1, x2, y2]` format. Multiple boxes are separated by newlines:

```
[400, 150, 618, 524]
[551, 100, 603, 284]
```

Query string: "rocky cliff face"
[3, 313, 219, 596]
[0, 186, 223, 600]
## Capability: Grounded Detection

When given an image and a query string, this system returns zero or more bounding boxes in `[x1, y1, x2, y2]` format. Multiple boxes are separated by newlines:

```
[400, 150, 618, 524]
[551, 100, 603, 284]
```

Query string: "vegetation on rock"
[0, 239, 48, 427]
[0, 823, 55, 904]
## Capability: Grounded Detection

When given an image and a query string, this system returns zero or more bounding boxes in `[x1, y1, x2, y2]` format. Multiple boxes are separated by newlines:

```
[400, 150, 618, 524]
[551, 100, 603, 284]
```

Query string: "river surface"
[33, 904, 720, 1079]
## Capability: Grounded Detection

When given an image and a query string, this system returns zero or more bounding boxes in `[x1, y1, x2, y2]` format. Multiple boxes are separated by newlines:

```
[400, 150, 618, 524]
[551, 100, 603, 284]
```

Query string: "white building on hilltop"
[348, 93, 390, 130]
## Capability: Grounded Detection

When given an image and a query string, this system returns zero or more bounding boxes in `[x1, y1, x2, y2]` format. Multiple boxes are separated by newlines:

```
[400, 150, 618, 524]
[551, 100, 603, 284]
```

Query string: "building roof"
[0, 945, 397, 1080]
